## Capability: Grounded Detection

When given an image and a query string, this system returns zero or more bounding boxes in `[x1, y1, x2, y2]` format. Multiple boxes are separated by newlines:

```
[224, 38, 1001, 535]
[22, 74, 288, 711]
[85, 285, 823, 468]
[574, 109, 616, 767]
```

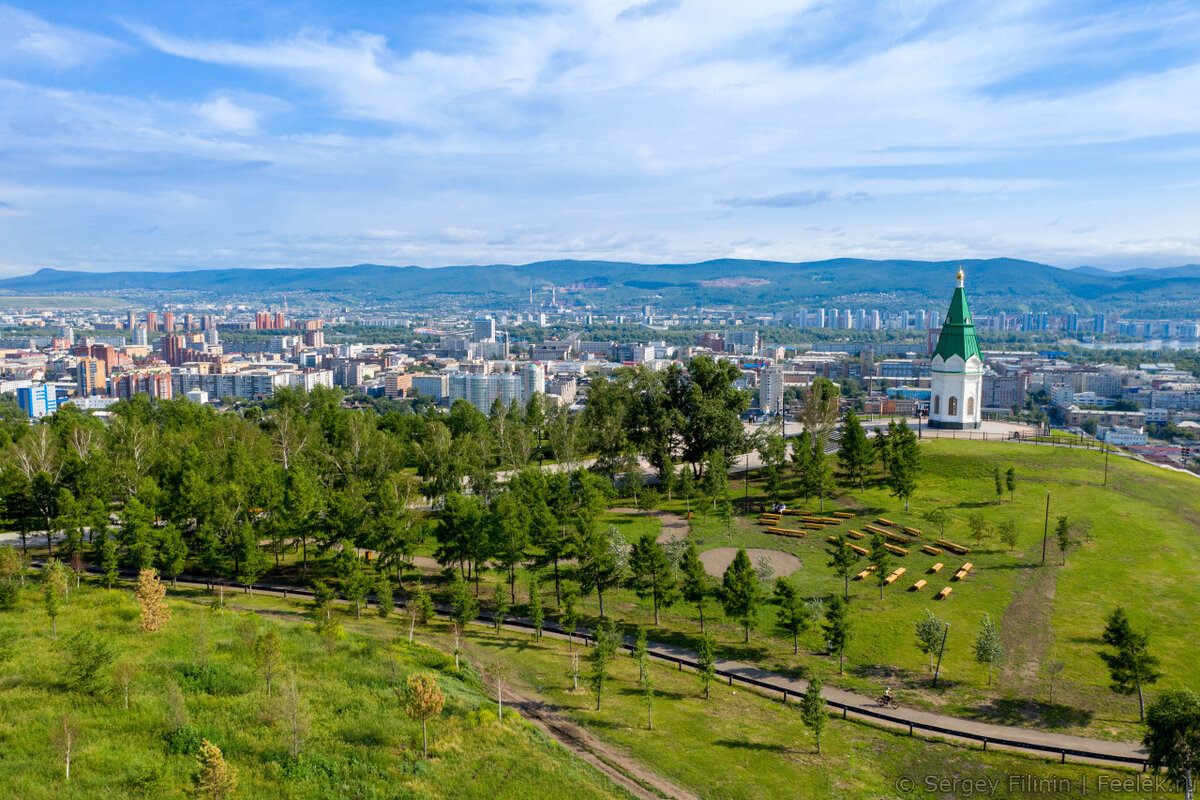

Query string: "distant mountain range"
[3, 258, 1199, 315]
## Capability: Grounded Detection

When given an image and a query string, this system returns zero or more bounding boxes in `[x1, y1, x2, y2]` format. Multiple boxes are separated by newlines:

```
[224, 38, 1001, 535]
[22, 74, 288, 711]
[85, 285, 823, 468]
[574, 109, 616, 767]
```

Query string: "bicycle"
[876, 695, 899, 710]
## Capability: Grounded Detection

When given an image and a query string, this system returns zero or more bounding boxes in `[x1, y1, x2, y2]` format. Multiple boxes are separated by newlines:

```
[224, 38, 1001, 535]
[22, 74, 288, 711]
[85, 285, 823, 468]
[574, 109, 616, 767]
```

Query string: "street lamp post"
[1104, 442, 1110, 486]
[932, 623, 950, 688]
[1041, 490, 1051, 565]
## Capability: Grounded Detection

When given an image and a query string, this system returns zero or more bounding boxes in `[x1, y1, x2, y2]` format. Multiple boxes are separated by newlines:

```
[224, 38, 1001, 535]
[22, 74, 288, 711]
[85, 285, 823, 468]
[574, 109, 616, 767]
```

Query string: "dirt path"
[508, 689, 699, 800]
[609, 508, 691, 544]
[999, 549, 1059, 692]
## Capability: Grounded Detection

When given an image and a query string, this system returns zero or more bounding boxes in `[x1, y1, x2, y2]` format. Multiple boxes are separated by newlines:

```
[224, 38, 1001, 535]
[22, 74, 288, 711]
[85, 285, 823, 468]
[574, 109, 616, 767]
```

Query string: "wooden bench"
[832, 511, 856, 519]
[810, 517, 842, 525]
[903, 527, 923, 537]
[937, 586, 953, 599]
[781, 509, 809, 516]
[882, 530, 913, 544]
[803, 522, 826, 530]
[847, 529, 867, 540]
[864, 524, 890, 536]
[854, 568, 873, 580]
[952, 570, 967, 581]
[883, 543, 910, 556]
[760, 514, 781, 522]
[849, 543, 870, 556]
[929, 563, 943, 573]
[883, 567, 906, 585]
[766, 527, 806, 538]
[935, 539, 971, 555]
[911, 579, 927, 591]
[921, 545, 942, 556]
[876, 518, 895, 526]
[961, 562, 973, 573]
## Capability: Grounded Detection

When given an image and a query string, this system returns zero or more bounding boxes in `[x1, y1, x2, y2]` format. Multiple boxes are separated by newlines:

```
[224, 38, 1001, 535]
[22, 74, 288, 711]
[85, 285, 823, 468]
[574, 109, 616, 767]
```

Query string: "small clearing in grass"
[698, 547, 802, 579]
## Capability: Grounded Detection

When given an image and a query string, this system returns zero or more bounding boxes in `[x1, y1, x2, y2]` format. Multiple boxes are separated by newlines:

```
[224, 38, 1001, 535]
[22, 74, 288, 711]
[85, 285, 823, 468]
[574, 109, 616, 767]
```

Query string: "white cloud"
[195, 97, 259, 134]
[0, 5, 126, 69]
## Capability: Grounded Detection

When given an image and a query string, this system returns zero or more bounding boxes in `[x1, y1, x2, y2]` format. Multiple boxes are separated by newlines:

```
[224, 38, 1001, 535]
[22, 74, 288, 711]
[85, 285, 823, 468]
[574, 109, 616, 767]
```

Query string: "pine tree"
[885, 420, 920, 510]
[867, 533, 894, 600]
[720, 548, 762, 643]
[697, 632, 717, 700]
[772, 577, 811, 654]
[375, 574, 394, 619]
[491, 583, 508, 633]
[629, 533, 676, 625]
[588, 619, 619, 711]
[799, 676, 827, 755]
[823, 595, 851, 675]
[1100, 606, 1161, 722]
[679, 542, 711, 632]
[528, 577, 545, 640]
[826, 534, 860, 601]
[450, 574, 479, 631]
[837, 410, 873, 491]
[100, 532, 119, 589]
[135, 568, 171, 633]
[195, 739, 237, 800]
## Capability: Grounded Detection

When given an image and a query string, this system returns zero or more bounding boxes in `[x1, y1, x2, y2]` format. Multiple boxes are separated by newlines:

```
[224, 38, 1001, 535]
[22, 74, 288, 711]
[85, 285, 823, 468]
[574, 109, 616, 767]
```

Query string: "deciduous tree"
[973, 613, 1004, 686]
[1143, 689, 1200, 800]
[402, 672, 445, 758]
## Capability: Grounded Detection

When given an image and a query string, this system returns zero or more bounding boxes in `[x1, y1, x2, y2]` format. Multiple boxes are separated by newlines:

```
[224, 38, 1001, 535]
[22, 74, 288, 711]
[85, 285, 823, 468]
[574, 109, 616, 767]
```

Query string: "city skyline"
[3, 1, 1200, 274]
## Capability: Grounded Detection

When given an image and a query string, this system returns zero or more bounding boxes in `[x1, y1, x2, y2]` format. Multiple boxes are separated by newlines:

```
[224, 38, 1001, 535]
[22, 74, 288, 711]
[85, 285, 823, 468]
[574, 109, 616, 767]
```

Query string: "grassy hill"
[1, 576, 1153, 800]
[0, 584, 624, 800]
[419, 438, 1199, 742]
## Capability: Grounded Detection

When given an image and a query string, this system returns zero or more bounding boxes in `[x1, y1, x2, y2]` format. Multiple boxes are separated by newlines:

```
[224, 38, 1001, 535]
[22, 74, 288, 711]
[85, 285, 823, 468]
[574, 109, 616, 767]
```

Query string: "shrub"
[166, 725, 204, 755]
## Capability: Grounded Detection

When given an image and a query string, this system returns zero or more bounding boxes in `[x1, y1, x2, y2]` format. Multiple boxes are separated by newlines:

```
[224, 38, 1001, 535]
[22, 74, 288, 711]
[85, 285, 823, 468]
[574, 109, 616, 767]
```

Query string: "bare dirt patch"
[698, 547, 802, 579]
[609, 508, 691, 544]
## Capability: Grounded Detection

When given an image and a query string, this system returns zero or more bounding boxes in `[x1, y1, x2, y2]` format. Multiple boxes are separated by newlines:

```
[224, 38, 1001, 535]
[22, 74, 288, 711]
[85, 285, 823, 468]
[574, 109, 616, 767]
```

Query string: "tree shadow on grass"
[617, 686, 688, 701]
[714, 739, 792, 754]
[968, 697, 1094, 729]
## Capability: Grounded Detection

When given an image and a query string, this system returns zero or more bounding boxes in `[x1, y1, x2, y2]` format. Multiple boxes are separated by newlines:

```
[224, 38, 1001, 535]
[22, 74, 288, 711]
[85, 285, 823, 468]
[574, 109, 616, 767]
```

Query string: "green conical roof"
[933, 278, 981, 364]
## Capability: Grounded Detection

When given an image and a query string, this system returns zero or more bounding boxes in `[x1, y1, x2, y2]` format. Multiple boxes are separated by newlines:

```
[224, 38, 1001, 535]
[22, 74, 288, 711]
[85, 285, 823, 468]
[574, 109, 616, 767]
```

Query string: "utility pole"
[1041, 490, 1051, 565]
[932, 623, 950, 688]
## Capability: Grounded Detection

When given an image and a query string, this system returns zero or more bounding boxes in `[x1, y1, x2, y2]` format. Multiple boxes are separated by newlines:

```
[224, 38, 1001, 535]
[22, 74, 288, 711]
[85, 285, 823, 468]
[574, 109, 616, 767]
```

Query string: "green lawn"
[0, 581, 626, 800]
[436, 439, 1199, 742]
[447, 616, 1147, 800]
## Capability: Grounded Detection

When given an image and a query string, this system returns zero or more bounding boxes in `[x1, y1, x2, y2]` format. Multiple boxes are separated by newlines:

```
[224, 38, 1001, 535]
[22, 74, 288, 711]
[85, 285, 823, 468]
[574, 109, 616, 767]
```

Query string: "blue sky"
[2, 0, 1200, 274]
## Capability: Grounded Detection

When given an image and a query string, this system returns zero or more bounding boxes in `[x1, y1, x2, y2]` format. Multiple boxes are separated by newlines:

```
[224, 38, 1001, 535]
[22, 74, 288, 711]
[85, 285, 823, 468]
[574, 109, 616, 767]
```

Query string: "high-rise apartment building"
[76, 357, 107, 397]
[146, 311, 157, 331]
[759, 365, 784, 414]
[473, 316, 496, 343]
